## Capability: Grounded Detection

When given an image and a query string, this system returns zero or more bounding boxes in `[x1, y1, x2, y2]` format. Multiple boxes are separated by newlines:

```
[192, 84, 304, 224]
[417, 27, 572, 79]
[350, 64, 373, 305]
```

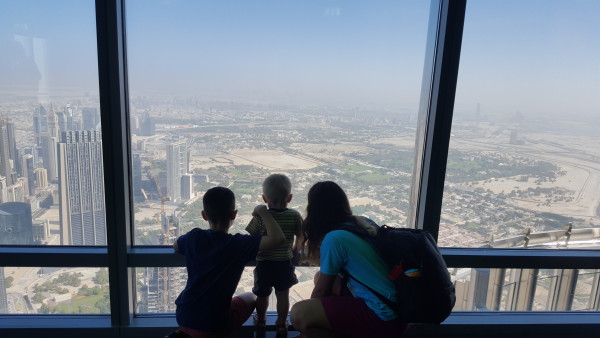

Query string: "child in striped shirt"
[245, 174, 303, 336]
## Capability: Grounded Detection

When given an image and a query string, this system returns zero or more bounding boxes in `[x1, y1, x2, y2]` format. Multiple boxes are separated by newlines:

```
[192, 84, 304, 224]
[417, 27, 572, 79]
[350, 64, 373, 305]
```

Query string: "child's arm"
[254, 205, 285, 251]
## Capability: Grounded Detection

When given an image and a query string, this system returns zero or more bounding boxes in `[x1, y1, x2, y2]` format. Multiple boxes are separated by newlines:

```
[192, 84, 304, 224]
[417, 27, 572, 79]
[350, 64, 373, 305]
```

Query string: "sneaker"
[164, 329, 192, 338]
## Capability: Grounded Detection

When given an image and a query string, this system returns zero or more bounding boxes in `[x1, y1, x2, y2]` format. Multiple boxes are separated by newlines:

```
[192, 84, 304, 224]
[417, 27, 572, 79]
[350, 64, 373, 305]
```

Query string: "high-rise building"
[132, 153, 144, 201]
[41, 110, 59, 182]
[32, 219, 50, 244]
[33, 105, 48, 149]
[0, 202, 34, 245]
[20, 154, 35, 196]
[82, 107, 100, 130]
[181, 174, 193, 200]
[166, 140, 187, 202]
[5, 179, 27, 203]
[34, 167, 48, 189]
[0, 176, 6, 203]
[58, 130, 106, 245]
[0, 268, 7, 313]
[57, 104, 74, 132]
[0, 118, 15, 186]
[139, 211, 183, 313]
[6, 121, 18, 175]
[139, 112, 156, 136]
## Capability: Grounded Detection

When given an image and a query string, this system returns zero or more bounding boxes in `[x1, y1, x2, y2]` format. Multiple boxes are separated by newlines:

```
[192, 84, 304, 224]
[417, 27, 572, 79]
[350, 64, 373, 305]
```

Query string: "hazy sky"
[0, 0, 598, 116]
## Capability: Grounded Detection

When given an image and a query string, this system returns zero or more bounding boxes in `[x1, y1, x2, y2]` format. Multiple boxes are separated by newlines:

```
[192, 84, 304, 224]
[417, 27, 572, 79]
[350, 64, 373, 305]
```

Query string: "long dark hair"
[303, 181, 353, 262]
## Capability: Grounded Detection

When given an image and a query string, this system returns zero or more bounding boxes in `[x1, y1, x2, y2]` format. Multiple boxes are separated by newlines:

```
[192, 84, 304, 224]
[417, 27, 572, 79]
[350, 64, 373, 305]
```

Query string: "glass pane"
[0, 1, 106, 246]
[452, 267, 600, 312]
[1, 267, 110, 314]
[135, 266, 318, 314]
[439, 0, 600, 248]
[126, 0, 429, 246]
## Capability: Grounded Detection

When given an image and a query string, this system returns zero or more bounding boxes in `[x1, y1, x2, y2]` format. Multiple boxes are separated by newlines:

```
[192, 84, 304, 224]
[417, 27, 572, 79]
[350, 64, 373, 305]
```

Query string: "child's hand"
[252, 205, 268, 218]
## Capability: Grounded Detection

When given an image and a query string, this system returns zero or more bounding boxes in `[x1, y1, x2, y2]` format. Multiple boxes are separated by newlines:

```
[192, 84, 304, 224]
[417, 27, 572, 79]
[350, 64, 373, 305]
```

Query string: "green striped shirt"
[245, 208, 302, 261]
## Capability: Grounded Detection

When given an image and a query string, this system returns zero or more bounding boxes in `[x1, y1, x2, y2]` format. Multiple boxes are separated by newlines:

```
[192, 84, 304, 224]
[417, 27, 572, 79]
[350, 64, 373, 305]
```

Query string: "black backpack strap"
[333, 220, 399, 313]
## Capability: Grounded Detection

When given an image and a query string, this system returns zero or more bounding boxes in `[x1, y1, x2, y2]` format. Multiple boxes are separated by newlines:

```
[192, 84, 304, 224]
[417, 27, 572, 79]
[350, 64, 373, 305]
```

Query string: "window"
[2, 0, 600, 336]
[125, 0, 430, 312]
[0, 0, 108, 316]
[439, 0, 600, 249]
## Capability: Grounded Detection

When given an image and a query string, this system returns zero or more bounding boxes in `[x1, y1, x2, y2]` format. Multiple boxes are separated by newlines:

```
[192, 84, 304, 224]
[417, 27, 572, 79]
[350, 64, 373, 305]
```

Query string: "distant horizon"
[1, 1, 598, 116]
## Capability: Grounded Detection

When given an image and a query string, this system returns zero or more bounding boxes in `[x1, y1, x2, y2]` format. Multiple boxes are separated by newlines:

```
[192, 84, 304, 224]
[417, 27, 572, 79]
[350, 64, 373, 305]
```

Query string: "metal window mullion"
[409, 0, 466, 240]
[95, 0, 134, 328]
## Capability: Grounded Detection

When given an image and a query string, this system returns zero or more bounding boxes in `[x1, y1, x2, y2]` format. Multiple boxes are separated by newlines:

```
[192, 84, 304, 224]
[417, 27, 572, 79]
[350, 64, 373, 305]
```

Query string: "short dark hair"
[202, 186, 235, 226]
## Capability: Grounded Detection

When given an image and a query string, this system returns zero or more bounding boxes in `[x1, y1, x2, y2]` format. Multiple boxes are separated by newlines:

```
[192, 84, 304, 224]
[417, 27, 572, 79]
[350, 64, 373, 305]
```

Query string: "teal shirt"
[320, 230, 398, 321]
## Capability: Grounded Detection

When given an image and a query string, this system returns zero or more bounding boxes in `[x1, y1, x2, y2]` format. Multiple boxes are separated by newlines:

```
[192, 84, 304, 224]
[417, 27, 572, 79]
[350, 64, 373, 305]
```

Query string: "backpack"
[335, 219, 456, 324]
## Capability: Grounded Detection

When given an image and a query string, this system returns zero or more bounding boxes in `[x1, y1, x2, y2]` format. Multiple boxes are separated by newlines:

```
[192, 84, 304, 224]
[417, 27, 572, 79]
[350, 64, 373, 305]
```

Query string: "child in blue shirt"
[168, 186, 285, 338]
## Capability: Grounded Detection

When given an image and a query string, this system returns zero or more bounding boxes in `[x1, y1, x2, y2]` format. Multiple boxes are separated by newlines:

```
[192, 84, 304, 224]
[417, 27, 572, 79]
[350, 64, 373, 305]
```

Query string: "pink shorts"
[179, 296, 254, 338]
[320, 296, 408, 338]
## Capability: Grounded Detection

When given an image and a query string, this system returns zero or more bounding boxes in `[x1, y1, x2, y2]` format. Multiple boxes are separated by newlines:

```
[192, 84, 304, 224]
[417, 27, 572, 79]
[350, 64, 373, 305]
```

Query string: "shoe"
[253, 314, 266, 330]
[275, 320, 289, 337]
[164, 329, 192, 338]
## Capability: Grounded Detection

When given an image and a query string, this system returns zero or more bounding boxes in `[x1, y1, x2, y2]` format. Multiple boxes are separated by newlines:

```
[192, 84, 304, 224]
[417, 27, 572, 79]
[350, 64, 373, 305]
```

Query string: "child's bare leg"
[274, 289, 290, 324]
[255, 296, 269, 321]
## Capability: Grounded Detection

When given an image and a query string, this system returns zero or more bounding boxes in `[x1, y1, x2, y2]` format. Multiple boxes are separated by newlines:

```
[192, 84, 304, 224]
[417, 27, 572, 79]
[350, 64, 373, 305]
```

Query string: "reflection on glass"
[439, 0, 600, 248]
[452, 267, 600, 312]
[0, 267, 109, 314]
[135, 266, 318, 314]
[0, 1, 105, 246]
[126, 0, 430, 245]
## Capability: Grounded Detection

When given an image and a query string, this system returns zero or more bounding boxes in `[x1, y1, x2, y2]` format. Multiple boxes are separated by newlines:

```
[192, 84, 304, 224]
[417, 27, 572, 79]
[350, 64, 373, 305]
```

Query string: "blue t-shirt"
[320, 229, 398, 321]
[175, 228, 261, 331]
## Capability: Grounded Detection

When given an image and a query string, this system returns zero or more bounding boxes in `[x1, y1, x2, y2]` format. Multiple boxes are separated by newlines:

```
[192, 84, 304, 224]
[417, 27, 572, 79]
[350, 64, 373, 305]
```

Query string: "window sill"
[1, 312, 599, 337]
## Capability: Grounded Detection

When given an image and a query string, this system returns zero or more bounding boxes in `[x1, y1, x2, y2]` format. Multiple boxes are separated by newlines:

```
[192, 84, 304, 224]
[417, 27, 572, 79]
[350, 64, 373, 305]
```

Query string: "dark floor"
[230, 330, 299, 338]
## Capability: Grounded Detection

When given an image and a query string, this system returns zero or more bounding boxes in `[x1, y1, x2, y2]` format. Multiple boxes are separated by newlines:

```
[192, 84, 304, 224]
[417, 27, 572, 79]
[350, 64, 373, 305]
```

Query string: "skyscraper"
[132, 153, 144, 201]
[58, 130, 106, 245]
[6, 121, 19, 175]
[33, 105, 48, 150]
[180, 174, 193, 200]
[166, 140, 187, 202]
[57, 104, 74, 132]
[0, 268, 7, 313]
[20, 154, 35, 196]
[82, 107, 100, 130]
[42, 110, 59, 182]
[0, 118, 15, 186]
[34, 168, 48, 189]
[139, 112, 156, 136]
[0, 202, 34, 245]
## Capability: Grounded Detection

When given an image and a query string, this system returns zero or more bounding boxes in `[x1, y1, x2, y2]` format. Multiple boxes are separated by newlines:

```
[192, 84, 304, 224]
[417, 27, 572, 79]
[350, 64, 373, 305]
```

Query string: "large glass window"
[439, 0, 600, 249]
[0, 0, 108, 317]
[125, 0, 429, 242]
[126, 0, 430, 314]
[452, 267, 600, 312]
[0, 0, 106, 247]
[1, 267, 110, 314]
[135, 266, 318, 314]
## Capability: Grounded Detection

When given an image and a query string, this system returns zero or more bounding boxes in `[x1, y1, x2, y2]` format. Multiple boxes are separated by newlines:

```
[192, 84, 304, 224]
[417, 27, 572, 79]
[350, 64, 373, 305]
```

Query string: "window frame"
[1, 0, 599, 336]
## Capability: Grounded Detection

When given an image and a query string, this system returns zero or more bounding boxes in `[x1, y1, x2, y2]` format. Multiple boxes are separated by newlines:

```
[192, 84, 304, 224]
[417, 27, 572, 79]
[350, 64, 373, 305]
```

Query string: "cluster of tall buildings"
[1, 104, 104, 246]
